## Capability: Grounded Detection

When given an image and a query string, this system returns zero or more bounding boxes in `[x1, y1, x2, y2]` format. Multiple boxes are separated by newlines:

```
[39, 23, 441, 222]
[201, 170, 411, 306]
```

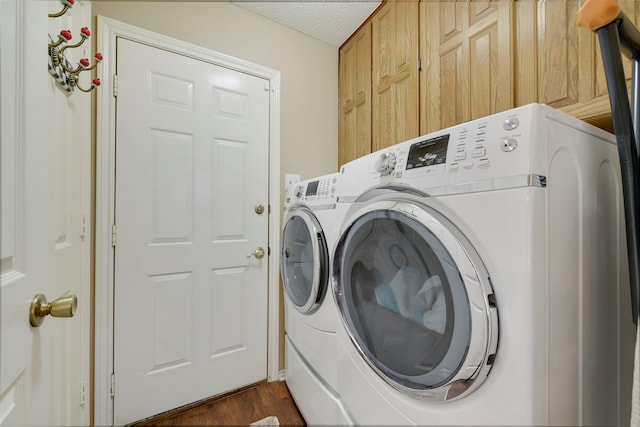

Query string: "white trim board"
[94, 16, 281, 426]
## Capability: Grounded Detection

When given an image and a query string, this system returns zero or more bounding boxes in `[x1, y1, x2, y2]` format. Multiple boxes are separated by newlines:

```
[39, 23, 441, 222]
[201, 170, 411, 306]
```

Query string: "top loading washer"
[331, 103, 635, 426]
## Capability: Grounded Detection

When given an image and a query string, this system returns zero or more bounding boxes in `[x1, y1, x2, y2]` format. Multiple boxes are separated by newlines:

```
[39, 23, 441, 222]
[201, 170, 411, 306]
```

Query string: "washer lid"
[281, 208, 329, 313]
[332, 199, 498, 401]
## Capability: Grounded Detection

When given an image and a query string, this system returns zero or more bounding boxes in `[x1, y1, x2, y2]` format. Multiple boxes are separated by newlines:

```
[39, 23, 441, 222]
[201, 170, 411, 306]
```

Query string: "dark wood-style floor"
[130, 381, 306, 426]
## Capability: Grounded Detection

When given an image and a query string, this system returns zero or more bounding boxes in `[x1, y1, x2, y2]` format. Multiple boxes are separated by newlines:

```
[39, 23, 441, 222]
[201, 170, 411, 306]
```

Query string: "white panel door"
[0, 0, 50, 425]
[113, 38, 270, 424]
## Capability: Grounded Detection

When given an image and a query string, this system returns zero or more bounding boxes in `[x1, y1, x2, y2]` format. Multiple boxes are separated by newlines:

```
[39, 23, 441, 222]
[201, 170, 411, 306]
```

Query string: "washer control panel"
[357, 107, 528, 180]
[285, 173, 340, 207]
[338, 104, 564, 197]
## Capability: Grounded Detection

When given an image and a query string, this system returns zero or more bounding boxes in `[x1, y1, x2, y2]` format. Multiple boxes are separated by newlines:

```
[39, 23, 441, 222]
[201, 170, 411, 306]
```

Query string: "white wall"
[91, 1, 339, 181]
[47, 0, 92, 425]
[91, 0, 340, 377]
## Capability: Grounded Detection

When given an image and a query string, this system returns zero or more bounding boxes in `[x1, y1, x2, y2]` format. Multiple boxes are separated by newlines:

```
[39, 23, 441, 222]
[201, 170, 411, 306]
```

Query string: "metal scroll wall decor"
[48, 0, 102, 94]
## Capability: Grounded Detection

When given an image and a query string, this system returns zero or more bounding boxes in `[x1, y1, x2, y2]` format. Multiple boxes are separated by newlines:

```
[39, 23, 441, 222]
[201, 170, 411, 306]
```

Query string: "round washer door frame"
[281, 206, 329, 314]
[332, 198, 498, 402]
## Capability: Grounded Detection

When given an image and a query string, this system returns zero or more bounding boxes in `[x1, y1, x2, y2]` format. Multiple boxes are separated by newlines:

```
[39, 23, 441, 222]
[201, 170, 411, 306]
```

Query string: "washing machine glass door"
[333, 200, 498, 401]
[281, 208, 329, 313]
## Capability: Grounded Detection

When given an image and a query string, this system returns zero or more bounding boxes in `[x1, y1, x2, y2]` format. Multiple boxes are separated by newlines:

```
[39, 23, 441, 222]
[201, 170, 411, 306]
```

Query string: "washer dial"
[375, 152, 397, 176]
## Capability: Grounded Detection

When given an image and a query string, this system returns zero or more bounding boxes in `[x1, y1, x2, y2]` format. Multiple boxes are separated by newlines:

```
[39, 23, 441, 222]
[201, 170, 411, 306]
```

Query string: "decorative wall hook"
[48, 8, 103, 95]
[48, 29, 72, 49]
[76, 78, 101, 93]
[67, 52, 103, 75]
[49, 0, 74, 18]
[59, 27, 91, 58]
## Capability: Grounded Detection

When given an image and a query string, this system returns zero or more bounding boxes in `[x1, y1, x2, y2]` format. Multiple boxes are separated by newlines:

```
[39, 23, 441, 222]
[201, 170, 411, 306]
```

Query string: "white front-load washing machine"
[332, 103, 636, 426]
[280, 172, 351, 425]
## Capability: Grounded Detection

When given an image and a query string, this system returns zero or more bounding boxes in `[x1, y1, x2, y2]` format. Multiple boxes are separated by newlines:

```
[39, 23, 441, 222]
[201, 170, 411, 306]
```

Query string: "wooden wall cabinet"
[338, 1, 640, 165]
[339, 22, 372, 167]
[338, 1, 419, 167]
[536, 0, 617, 109]
[371, 1, 419, 152]
[421, 1, 514, 134]
[550, 0, 638, 127]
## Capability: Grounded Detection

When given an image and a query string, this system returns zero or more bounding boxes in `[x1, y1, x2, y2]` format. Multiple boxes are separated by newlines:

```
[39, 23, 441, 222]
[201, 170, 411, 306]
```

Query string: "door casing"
[94, 16, 282, 426]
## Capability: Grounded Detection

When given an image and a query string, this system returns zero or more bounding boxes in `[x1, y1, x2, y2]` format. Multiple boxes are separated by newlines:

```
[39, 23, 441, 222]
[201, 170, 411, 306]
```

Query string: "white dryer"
[281, 172, 351, 425]
[332, 104, 636, 426]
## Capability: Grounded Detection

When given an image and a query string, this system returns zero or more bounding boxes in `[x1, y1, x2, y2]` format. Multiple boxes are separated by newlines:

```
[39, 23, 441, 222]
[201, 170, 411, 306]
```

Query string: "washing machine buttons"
[472, 148, 486, 158]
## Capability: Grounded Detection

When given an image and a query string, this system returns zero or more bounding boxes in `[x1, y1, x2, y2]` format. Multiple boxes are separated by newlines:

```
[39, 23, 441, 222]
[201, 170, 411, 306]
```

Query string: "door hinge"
[111, 224, 117, 247]
[110, 373, 115, 397]
[113, 74, 118, 98]
[80, 215, 87, 238]
[418, 58, 423, 72]
[80, 381, 88, 406]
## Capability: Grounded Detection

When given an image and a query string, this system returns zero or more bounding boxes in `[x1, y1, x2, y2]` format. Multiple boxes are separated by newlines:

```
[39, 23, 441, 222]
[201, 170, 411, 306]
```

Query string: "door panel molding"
[95, 16, 281, 426]
[1, 0, 50, 424]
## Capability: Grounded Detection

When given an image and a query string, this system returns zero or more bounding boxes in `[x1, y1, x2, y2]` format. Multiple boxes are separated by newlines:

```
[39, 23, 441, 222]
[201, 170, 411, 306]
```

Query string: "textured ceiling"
[232, 1, 381, 47]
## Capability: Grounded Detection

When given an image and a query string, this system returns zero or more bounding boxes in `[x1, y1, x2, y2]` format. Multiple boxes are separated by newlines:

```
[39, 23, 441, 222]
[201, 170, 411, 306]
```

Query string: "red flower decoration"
[92, 79, 101, 87]
[60, 30, 72, 41]
[94, 52, 103, 62]
[80, 27, 90, 38]
[79, 58, 90, 68]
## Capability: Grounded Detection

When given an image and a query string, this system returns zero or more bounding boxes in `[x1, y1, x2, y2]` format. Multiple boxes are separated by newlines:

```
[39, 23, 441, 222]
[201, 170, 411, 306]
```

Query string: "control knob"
[503, 117, 520, 131]
[375, 152, 397, 176]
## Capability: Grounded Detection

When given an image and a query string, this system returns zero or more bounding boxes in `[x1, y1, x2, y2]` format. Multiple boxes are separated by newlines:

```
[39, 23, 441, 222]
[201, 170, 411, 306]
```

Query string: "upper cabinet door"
[538, 0, 640, 127]
[422, 1, 513, 134]
[371, 1, 419, 152]
[542, 0, 638, 107]
[537, 0, 586, 108]
[339, 22, 372, 168]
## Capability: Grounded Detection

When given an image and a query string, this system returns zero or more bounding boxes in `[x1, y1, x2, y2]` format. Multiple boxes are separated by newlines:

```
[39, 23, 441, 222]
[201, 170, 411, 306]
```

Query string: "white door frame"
[94, 16, 281, 426]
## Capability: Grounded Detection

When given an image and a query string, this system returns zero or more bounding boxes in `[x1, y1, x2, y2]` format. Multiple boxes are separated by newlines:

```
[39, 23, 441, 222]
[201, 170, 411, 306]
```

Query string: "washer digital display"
[407, 135, 450, 170]
[306, 180, 319, 196]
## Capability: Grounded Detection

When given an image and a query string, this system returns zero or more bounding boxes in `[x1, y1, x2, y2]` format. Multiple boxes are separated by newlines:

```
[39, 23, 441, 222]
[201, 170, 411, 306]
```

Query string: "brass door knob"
[29, 293, 78, 327]
[247, 247, 265, 259]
